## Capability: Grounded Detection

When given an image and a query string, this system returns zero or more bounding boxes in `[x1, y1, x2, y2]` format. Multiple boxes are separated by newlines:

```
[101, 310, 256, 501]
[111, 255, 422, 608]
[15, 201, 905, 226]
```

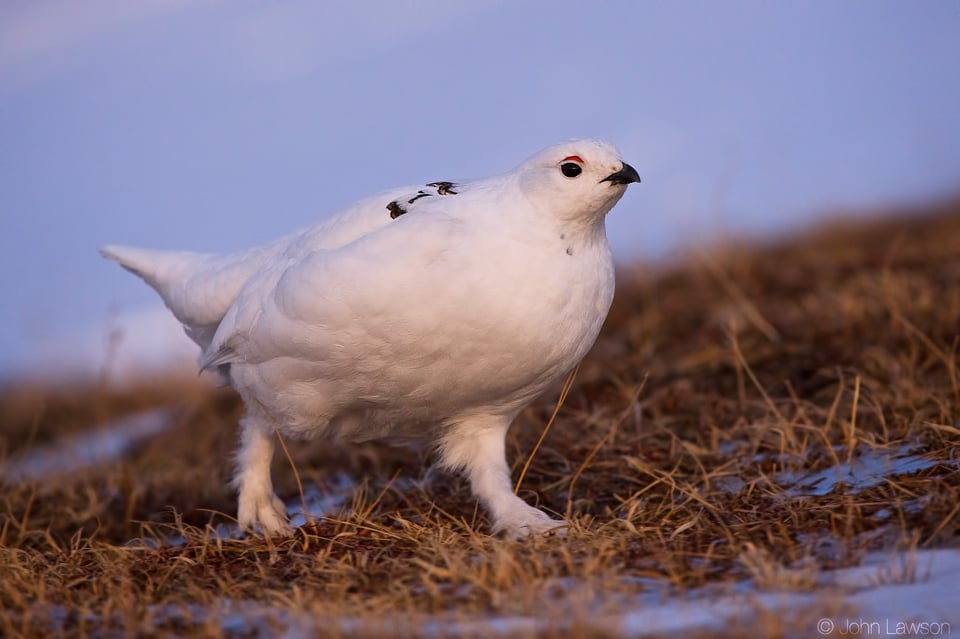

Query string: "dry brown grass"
[1, 200, 958, 637]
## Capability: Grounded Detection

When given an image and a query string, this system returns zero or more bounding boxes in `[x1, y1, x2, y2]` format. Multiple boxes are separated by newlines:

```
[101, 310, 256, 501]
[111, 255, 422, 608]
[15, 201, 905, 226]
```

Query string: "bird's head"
[515, 139, 640, 225]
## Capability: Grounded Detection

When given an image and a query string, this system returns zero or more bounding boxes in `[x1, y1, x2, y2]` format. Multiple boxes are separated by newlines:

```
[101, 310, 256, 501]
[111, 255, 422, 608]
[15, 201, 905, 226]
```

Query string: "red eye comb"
[561, 155, 583, 164]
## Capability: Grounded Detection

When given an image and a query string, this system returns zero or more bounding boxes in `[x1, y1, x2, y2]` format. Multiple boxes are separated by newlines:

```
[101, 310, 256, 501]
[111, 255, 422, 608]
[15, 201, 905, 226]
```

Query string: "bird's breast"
[417, 225, 615, 405]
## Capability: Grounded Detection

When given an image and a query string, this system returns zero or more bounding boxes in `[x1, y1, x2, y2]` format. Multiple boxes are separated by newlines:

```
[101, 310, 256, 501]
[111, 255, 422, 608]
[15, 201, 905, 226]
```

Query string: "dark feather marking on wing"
[386, 181, 459, 219]
[387, 201, 407, 219]
[426, 181, 458, 195]
[408, 191, 432, 204]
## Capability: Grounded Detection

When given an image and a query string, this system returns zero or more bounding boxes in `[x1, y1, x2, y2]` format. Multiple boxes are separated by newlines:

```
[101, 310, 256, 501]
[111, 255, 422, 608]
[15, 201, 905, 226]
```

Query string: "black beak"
[601, 162, 641, 185]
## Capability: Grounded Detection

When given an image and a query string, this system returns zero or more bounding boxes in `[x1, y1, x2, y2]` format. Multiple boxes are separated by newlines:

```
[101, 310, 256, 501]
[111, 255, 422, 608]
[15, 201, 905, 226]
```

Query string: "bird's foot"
[491, 500, 567, 540]
[237, 488, 291, 536]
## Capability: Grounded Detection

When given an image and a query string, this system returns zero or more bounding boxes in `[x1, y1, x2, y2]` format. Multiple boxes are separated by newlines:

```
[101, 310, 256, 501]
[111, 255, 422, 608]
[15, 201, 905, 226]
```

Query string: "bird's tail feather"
[98, 244, 222, 337]
[99, 245, 205, 293]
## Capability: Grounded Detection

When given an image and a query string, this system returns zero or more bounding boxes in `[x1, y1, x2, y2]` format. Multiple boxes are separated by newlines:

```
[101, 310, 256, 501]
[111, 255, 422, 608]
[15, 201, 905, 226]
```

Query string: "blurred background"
[1, 0, 958, 380]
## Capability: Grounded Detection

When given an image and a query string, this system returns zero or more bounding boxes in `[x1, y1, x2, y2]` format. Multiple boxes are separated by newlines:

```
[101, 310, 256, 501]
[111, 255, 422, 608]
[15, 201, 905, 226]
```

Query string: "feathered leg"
[439, 415, 564, 539]
[234, 413, 291, 535]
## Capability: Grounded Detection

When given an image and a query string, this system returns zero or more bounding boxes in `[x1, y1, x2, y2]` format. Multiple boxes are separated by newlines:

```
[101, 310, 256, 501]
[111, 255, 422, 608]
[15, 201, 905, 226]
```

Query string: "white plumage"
[101, 139, 640, 538]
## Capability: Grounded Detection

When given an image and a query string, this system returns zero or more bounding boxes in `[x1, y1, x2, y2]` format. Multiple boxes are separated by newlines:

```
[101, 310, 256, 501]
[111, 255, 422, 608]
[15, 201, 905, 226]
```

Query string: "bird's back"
[100, 185, 433, 350]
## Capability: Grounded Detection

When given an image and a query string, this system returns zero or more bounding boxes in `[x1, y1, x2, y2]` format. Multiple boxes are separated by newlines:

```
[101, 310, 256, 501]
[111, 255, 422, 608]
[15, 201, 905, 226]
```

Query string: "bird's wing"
[283, 179, 468, 260]
[199, 196, 476, 374]
[101, 179, 467, 351]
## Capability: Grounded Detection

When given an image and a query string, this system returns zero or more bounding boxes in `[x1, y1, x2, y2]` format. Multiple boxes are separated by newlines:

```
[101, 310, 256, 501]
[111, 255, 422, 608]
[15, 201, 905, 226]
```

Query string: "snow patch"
[775, 445, 942, 497]
[2, 408, 174, 483]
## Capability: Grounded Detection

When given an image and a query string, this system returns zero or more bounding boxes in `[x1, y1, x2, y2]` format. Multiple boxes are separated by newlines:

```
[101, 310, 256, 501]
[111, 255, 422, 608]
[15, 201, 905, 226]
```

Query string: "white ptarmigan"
[100, 139, 640, 538]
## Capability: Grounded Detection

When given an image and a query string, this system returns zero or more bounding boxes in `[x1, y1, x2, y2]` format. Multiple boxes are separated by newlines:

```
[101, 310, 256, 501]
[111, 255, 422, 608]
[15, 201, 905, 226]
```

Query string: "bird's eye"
[560, 162, 582, 178]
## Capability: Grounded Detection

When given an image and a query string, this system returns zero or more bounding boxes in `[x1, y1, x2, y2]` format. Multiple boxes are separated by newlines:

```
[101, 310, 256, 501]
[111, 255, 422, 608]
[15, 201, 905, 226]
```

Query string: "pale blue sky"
[2, 1, 959, 377]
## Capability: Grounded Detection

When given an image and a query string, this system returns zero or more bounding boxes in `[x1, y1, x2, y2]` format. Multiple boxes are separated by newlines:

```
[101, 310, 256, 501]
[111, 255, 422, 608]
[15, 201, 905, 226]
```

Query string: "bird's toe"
[238, 490, 291, 537]
[493, 504, 567, 540]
